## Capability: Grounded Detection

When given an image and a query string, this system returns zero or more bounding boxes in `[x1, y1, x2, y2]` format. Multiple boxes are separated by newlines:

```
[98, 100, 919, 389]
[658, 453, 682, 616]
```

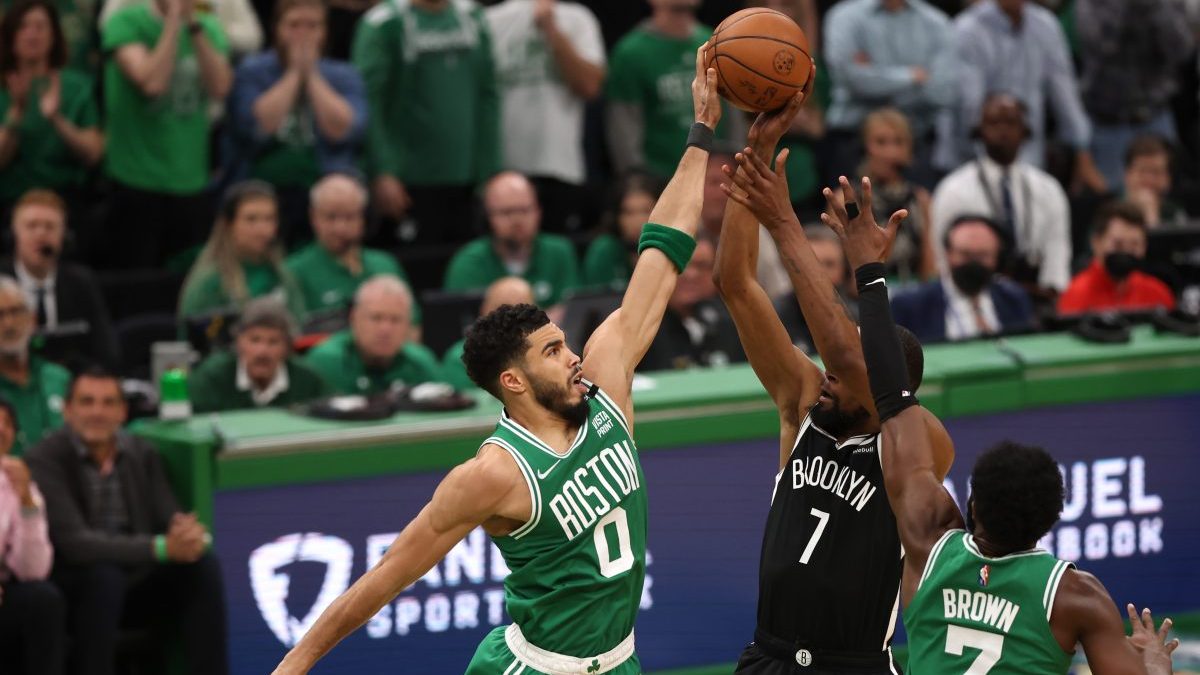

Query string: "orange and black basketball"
[704, 8, 815, 113]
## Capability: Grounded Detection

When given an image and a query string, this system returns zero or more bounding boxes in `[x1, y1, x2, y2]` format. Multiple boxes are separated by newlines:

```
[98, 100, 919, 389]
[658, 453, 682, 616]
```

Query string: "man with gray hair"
[286, 174, 420, 325]
[189, 297, 329, 413]
[304, 275, 442, 394]
[0, 276, 69, 454]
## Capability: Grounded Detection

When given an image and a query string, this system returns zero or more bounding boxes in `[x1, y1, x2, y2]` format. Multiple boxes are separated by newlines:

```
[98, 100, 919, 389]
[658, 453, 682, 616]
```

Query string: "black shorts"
[734, 637, 903, 675]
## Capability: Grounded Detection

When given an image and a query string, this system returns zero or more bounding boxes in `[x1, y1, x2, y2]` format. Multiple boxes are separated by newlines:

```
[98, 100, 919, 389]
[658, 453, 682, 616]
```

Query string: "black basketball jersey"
[756, 412, 903, 658]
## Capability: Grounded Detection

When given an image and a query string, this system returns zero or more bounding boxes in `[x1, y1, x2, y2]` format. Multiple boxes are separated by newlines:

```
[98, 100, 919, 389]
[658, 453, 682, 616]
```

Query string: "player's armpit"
[1055, 570, 1149, 675]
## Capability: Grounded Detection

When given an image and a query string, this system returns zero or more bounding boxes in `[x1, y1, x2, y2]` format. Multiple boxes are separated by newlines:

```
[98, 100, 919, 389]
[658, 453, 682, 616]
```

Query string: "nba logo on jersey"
[978, 564, 990, 587]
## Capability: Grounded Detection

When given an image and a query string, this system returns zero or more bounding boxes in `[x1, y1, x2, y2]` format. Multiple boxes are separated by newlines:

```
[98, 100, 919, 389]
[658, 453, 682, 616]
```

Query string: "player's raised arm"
[821, 178, 963, 606]
[714, 91, 822, 462]
[273, 448, 525, 674]
[581, 44, 720, 413]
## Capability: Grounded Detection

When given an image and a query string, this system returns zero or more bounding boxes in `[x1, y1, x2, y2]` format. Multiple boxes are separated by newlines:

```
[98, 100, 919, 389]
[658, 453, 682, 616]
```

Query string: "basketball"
[705, 8, 814, 113]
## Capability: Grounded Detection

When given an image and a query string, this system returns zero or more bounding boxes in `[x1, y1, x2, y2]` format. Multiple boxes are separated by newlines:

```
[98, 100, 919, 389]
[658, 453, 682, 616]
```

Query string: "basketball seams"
[711, 7, 780, 37]
[713, 51, 812, 92]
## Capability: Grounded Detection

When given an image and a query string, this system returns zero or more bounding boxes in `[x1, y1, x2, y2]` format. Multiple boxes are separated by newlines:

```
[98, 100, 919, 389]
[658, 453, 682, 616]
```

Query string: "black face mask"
[1103, 252, 1139, 281]
[950, 261, 993, 297]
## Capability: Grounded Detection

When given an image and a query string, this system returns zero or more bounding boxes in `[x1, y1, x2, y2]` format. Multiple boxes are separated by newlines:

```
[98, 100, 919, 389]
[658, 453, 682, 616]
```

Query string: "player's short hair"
[970, 441, 1064, 551]
[896, 325, 924, 394]
[462, 304, 550, 399]
[1124, 134, 1171, 169]
[1090, 201, 1147, 239]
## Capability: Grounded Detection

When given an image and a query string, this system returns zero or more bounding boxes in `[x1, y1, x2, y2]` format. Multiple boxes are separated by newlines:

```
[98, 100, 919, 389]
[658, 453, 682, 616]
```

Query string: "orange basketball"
[704, 8, 814, 113]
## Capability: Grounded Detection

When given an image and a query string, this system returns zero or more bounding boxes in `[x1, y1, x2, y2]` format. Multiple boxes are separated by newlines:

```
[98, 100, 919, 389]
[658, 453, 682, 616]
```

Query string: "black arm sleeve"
[854, 262, 919, 422]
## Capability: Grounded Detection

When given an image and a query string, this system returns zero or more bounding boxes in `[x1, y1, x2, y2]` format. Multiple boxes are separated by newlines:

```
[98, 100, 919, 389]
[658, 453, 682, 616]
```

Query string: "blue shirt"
[823, 0, 958, 134]
[948, 0, 1091, 168]
[224, 51, 368, 182]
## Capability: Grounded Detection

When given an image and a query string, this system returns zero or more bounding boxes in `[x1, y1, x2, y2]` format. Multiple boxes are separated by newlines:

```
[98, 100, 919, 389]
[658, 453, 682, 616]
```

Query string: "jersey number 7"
[945, 625, 1003, 674]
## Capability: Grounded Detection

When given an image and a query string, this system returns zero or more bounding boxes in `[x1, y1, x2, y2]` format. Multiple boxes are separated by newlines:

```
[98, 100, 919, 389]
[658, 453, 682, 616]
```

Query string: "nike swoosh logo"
[536, 461, 561, 479]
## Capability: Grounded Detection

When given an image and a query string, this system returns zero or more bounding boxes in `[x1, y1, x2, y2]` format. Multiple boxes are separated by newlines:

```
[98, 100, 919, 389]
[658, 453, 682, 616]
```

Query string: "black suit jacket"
[26, 428, 180, 566]
[0, 258, 120, 369]
[890, 279, 1037, 344]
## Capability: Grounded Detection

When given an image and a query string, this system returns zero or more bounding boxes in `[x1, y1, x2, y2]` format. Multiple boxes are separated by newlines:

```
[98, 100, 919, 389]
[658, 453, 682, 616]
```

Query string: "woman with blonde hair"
[178, 180, 306, 320]
[860, 107, 935, 282]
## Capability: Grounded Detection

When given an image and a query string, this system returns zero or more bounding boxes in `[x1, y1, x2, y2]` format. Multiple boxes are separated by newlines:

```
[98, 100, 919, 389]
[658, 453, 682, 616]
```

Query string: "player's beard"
[809, 399, 870, 439]
[530, 373, 590, 427]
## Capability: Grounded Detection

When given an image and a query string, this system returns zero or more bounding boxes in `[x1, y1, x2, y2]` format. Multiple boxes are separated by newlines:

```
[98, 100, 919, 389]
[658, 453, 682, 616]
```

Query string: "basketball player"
[716, 100, 952, 672]
[822, 175, 1179, 674]
[271, 47, 722, 675]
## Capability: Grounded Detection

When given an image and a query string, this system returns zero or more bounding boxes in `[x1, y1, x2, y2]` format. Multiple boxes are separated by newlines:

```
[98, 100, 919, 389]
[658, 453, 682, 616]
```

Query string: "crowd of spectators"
[1, 0, 1200, 672]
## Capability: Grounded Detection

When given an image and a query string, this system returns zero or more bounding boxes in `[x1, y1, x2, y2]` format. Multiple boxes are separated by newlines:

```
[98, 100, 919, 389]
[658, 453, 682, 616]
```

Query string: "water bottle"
[159, 368, 192, 420]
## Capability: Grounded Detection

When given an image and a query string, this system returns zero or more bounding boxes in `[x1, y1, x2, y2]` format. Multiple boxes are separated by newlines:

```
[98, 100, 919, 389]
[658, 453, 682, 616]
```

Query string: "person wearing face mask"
[444, 171, 580, 317]
[1058, 201, 1176, 315]
[0, 276, 68, 455]
[582, 171, 663, 291]
[891, 215, 1036, 343]
[178, 180, 306, 322]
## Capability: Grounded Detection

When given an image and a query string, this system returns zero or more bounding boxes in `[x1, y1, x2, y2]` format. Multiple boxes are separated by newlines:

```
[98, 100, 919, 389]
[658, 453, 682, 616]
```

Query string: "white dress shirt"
[13, 261, 57, 327]
[943, 276, 1000, 341]
[236, 359, 290, 406]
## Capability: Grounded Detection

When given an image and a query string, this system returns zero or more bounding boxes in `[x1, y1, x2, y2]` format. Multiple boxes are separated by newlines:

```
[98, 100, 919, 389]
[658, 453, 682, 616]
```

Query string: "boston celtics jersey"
[905, 530, 1076, 674]
[483, 382, 647, 658]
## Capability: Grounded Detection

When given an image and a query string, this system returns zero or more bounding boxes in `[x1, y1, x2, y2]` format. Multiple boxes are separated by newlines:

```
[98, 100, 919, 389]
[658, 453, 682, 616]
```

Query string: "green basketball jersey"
[484, 382, 647, 658]
[905, 530, 1076, 674]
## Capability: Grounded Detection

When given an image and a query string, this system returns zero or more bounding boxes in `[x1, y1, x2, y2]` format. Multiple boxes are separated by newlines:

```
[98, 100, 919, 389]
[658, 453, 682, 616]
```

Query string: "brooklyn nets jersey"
[905, 530, 1075, 674]
[484, 382, 647, 658]
[756, 412, 902, 657]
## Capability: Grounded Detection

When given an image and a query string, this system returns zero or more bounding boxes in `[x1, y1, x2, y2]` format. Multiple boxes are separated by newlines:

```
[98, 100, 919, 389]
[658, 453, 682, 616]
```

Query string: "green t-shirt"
[444, 234, 579, 306]
[0, 357, 69, 456]
[440, 338, 472, 391]
[189, 350, 329, 413]
[582, 234, 633, 292]
[352, 0, 500, 185]
[250, 102, 321, 187]
[102, 4, 228, 193]
[0, 70, 99, 201]
[284, 244, 421, 323]
[606, 23, 715, 177]
[303, 329, 442, 395]
[178, 261, 306, 320]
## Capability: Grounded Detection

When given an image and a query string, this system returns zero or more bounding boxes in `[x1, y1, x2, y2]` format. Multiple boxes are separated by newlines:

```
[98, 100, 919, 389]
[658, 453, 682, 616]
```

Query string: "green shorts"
[465, 625, 642, 675]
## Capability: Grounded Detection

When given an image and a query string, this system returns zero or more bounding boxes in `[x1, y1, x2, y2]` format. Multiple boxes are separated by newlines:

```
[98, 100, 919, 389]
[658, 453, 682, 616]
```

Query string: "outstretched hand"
[1127, 604, 1179, 674]
[820, 176, 907, 270]
[692, 42, 722, 130]
[747, 60, 816, 154]
[721, 146, 796, 231]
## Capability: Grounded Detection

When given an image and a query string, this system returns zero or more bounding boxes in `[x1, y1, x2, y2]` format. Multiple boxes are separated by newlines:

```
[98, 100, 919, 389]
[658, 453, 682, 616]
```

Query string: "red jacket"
[1058, 260, 1176, 314]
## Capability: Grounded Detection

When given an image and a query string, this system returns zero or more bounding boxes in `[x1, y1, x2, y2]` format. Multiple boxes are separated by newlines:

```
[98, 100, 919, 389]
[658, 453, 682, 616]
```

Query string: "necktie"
[33, 287, 47, 326]
[971, 299, 992, 335]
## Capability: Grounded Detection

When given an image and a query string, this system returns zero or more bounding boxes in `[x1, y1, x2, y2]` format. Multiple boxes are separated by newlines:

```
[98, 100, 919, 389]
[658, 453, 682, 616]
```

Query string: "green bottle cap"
[159, 368, 192, 419]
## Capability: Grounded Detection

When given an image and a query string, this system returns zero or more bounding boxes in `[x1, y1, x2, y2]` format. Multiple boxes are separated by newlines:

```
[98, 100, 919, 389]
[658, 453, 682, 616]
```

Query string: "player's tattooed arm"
[272, 450, 523, 674]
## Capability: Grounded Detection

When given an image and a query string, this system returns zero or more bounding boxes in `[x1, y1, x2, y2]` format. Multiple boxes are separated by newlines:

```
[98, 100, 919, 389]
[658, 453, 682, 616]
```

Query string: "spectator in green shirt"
[102, 0, 232, 268]
[582, 170, 663, 292]
[352, 0, 500, 245]
[441, 275, 533, 391]
[285, 173, 421, 327]
[179, 180, 306, 321]
[189, 296, 328, 413]
[444, 171, 579, 319]
[304, 274, 441, 395]
[0, 275, 66, 455]
[0, 0, 104, 215]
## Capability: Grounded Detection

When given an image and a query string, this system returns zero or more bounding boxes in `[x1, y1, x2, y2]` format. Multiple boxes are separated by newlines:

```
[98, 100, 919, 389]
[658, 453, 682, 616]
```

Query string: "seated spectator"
[774, 225, 858, 353]
[1058, 202, 1176, 315]
[822, 0, 956, 185]
[1123, 135, 1189, 230]
[0, 0, 104, 216]
[304, 275, 441, 395]
[582, 171, 663, 291]
[442, 276, 534, 391]
[638, 238, 745, 372]
[0, 276, 67, 454]
[892, 215, 1036, 343]
[188, 297, 327, 413]
[859, 108, 934, 281]
[286, 174, 419, 325]
[1076, 0, 1192, 189]
[486, 0, 605, 233]
[26, 368, 227, 675]
[101, 0, 263, 59]
[226, 0, 366, 244]
[179, 181, 306, 321]
[0, 396, 65, 675]
[0, 190, 119, 369]
[932, 94, 1071, 296]
[444, 171, 579, 314]
[102, 0, 232, 269]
